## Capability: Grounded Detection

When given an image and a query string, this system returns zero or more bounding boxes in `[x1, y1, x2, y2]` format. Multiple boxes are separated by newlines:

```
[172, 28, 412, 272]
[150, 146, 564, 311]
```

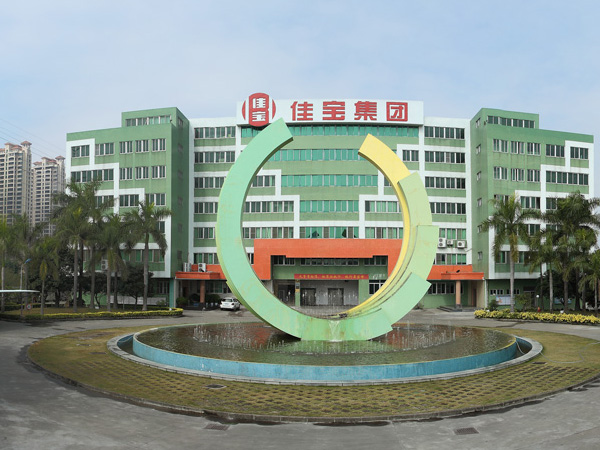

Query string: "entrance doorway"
[328, 288, 344, 306]
[301, 288, 316, 306]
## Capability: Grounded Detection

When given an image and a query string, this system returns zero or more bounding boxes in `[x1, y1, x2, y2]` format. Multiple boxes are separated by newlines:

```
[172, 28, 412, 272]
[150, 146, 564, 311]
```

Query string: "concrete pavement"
[1, 309, 599, 450]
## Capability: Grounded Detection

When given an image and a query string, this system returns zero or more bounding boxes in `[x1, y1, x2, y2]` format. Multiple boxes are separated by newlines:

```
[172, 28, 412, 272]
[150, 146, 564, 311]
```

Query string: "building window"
[493, 166, 508, 180]
[135, 140, 149, 153]
[119, 141, 133, 154]
[570, 146, 589, 160]
[146, 193, 166, 206]
[119, 167, 133, 180]
[401, 149, 419, 162]
[152, 138, 166, 152]
[71, 145, 90, 158]
[511, 168, 524, 182]
[369, 280, 386, 294]
[527, 142, 541, 155]
[95, 143, 114, 156]
[135, 166, 149, 179]
[545, 144, 565, 158]
[151, 165, 166, 179]
[477, 198, 482, 207]
[527, 169, 540, 182]
[424, 126, 465, 140]
[194, 126, 236, 139]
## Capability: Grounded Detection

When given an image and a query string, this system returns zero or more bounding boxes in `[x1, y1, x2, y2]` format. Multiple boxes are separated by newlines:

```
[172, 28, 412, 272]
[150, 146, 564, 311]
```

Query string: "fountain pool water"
[113, 323, 540, 384]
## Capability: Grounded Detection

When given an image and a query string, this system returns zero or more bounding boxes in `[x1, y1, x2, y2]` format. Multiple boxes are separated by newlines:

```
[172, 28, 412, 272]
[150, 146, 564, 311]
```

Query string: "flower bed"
[0, 308, 183, 321]
[474, 309, 600, 325]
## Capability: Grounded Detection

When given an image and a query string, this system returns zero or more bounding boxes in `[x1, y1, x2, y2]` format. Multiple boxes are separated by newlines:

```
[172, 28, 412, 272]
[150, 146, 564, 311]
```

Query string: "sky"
[1, 0, 600, 192]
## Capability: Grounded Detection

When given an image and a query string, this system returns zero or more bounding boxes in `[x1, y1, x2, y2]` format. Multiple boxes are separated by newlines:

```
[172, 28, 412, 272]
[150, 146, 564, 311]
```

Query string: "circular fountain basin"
[114, 323, 539, 384]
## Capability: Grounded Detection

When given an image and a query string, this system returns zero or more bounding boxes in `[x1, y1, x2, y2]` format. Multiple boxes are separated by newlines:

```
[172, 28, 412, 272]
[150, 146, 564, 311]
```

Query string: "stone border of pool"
[108, 332, 542, 386]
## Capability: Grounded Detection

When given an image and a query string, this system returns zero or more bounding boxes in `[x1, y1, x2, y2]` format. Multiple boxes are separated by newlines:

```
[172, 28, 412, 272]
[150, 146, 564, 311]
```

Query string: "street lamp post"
[19, 258, 31, 317]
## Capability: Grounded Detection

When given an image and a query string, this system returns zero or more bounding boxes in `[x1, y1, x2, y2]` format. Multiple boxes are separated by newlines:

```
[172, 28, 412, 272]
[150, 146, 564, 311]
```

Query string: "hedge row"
[0, 308, 184, 321]
[474, 309, 600, 325]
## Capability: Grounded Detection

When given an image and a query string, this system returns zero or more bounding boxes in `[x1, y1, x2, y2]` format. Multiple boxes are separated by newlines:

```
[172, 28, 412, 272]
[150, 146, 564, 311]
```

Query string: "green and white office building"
[66, 94, 594, 309]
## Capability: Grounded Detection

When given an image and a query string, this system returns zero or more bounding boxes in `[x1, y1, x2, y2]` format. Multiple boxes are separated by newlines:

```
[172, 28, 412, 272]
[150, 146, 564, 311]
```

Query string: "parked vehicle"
[219, 298, 241, 311]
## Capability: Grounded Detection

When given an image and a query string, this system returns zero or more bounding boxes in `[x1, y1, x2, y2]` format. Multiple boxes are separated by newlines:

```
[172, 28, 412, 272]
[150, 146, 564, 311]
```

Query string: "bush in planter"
[176, 297, 188, 308]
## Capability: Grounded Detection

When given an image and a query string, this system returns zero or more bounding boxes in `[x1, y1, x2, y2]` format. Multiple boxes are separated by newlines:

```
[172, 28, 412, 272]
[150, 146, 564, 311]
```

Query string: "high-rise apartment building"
[32, 156, 66, 234]
[65, 95, 594, 309]
[0, 141, 32, 223]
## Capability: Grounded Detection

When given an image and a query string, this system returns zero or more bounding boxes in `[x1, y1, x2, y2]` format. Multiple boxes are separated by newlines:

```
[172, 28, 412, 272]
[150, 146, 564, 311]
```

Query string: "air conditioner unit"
[446, 239, 454, 247]
[456, 240, 467, 249]
[197, 263, 207, 272]
[183, 262, 191, 272]
[437, 238, 447, 248]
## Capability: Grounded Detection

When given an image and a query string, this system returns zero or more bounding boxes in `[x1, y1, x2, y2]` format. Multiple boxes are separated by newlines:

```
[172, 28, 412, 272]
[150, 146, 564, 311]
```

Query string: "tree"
[480, 194, 539, 312]
[53, 180, 113, 308]
[580, 249, 600, 316]
[32, 237, 60, 315]
[125, 201, 172, 311]
[0, 217, 14, 312]
[96, 213, 128, 311]
[544, 192, 600, 312]
[11, 214, 43, 290]
[526, 229, 558, 311]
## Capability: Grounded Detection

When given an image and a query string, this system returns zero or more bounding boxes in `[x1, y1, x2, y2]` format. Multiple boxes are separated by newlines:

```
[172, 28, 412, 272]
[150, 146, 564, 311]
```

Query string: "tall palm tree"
[480, 194, 540, 312]
[55, 206, 90, 312]
[125, 201, 172, 311]
[32, 237, 60, 316]
[526, 229, 557, 311]
[580, 249, 600, 316]
[53, 180, 111, 309]
[0, 217, 15, 312]
[544, 192, 600, 312]
[97, 213, 129, 311]
[11, 214, 43, 290]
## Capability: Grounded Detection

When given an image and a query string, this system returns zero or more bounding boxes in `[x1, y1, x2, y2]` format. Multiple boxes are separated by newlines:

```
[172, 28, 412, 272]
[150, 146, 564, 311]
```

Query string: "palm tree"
[11, 214, 43, 290]
[526, 229, 557, 311]
[544, 192, 600, 312]
[97, 213, 129, 311]
[55, 206, 90, 312]
[0, 217, 14, 312]
[53, 180, 111, 309]
[125, 201, 172, 311]
[580, 249, 600, 316]
[480, 194, 540, 312]
[32, 237, 60, 316]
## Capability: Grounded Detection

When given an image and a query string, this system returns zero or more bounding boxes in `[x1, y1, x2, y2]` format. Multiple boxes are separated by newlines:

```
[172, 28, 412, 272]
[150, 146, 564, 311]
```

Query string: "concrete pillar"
[455, 280, 462, 310]
[199, 280, 206, 308]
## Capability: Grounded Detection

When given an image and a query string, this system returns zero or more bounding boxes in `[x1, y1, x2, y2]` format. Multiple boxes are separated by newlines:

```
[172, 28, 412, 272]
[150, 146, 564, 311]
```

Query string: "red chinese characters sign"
[238, 94, 421, 127]
[294, 274, 369, 280]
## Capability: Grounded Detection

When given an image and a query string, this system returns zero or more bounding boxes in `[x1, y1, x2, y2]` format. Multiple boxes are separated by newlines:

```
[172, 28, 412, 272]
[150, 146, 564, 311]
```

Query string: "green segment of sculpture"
[216, 119, 437, 341]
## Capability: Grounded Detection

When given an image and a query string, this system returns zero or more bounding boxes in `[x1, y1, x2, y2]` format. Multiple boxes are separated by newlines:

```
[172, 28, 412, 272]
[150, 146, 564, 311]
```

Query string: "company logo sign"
[238, 93, 423, 127]
[241, 93, 277, 127]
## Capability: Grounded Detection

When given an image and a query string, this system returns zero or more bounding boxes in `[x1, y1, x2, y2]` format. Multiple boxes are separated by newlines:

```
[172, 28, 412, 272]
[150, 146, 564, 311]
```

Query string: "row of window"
[492, 167, 541, 182]
[430, 202, 467, 215]
[300, 226, 359, 239]
[424, 151, 466, 164]
[300, 200, 359, 213]
[125, 115, 171, 127]
[425, 176, 466, 190]
[244, 201, 294, 213]
[194, 126, 236, 139]
[194, 176, 225, 189]
[487, 115, 535, 129]
[252, 175, 276, 187]
[270, 148, 363, 162]
[194, 202, 219, 214]
[119, 166, 166, 180]
[427, 282, 457, 295]
[546, 171, 589, 186]
[435, 253, 467, 265]
[242, 124, 419, 138]
[194, 227, 214, 239]
[365, 227, 403, 239]
[243, 227, 294, 239]
[194, 151, 235, 164]
[424, 126, 466, 140]
[117, 139, 167, 154]
[71, 169, 113, 183]
[493, 139, 541, 155]
[439, 228, 467, 240]
[365, 200, 399, 213]
[281, 174, 379, 188]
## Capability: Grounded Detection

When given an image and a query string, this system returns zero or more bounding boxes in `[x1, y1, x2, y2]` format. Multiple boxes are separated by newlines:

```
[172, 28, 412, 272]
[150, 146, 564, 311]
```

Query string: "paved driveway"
[1, 310, 599, 450]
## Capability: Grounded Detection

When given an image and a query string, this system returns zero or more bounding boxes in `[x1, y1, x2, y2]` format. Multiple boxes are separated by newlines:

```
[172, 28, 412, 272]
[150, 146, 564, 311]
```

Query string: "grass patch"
[28, 326, 600, 420]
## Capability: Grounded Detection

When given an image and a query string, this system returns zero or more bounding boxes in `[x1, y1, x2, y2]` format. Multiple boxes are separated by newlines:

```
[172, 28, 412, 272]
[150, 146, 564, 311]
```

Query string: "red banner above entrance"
[294, 274, 368, 280]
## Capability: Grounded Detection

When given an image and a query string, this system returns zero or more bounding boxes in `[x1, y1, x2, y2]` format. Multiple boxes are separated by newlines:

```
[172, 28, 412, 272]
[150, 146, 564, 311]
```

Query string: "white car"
[219, 298, 241, 311]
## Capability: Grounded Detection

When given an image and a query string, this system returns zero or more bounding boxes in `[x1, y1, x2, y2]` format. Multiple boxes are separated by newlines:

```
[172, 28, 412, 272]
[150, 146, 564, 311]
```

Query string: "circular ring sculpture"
[216, 119, 438, 341]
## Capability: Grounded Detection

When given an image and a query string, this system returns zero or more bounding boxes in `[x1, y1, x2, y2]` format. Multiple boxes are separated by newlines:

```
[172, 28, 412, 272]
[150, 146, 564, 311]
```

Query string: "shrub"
[474, 309, 600, 325]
